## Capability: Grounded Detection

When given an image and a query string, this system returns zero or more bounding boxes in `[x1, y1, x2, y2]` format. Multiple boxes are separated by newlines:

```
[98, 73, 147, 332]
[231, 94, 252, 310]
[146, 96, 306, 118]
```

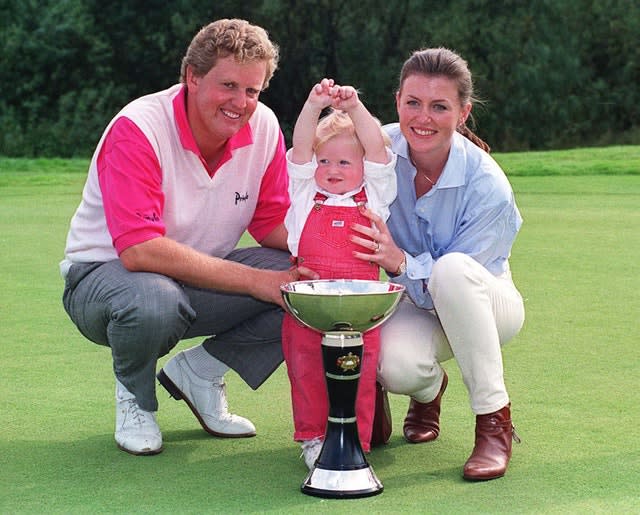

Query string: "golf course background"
[1, 146, 638, 513]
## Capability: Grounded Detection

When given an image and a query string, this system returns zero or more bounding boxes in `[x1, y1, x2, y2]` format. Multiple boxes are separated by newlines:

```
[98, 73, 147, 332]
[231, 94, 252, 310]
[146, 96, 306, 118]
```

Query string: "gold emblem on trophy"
[337, 352, 360, 372]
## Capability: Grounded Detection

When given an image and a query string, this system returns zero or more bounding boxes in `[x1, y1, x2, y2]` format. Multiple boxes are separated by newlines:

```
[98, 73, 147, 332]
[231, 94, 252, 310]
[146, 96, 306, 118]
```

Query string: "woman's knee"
[377, 346, 438, 395]
[378, 360, 441, 396]
[377, 300, 444, 394]
[430, 252, 470, 288]
[430, 253, 488, 305]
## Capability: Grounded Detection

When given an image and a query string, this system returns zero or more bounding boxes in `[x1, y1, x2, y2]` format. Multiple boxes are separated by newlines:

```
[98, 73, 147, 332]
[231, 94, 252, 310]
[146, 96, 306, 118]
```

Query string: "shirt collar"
[439, 132, 467, 188]
[394, 129, 467, 189]
[316, 183, 365, 201]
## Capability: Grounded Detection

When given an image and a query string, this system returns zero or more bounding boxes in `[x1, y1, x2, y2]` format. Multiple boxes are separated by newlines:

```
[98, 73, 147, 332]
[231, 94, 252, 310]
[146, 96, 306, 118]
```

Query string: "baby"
[282, 78, 397, 469]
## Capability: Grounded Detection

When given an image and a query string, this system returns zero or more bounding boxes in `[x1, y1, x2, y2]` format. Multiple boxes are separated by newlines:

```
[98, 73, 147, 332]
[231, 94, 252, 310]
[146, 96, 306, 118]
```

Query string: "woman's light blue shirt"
[385, 124, 522, 309]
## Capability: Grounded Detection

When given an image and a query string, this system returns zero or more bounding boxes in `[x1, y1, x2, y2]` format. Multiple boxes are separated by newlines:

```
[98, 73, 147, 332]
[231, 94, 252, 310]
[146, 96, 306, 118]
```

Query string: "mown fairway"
[1, 148, 638, 514]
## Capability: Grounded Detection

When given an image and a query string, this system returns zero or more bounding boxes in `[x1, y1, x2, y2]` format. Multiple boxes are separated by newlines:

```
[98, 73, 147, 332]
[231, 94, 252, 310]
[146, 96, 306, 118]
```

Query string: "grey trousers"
[62, 247, 291, 411]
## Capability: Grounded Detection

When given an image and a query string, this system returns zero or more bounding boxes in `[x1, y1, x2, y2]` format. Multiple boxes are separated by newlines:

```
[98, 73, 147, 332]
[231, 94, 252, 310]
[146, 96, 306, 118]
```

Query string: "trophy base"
[301, 465, 383, 498]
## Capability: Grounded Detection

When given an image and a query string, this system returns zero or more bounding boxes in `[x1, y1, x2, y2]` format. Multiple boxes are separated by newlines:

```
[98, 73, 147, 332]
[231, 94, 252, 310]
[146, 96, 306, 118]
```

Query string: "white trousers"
[378, 253, 525, 415]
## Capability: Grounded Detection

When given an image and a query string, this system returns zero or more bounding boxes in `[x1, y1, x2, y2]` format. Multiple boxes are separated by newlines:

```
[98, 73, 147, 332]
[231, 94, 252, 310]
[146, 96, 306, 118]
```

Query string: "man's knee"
[134, 290, 191, 329]
[110, 275, 195, 357]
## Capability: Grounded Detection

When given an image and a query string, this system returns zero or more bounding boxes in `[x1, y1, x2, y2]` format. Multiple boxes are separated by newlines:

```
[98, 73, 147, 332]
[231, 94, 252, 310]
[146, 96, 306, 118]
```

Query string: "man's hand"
[254, 265, 320, 308]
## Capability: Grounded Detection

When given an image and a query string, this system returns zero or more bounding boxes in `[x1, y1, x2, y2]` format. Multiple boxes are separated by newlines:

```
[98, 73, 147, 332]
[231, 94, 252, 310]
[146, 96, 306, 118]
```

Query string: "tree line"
[1, 0, 638, 157]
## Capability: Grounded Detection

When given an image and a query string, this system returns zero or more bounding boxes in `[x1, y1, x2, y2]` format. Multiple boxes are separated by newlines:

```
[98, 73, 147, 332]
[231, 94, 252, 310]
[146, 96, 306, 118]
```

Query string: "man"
[61, 19, 311, 455]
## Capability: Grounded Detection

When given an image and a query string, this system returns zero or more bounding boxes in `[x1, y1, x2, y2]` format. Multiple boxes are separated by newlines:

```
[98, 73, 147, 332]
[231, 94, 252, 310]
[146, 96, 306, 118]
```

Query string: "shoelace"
[218, 383, 229, 413]
[126, 398, 151, 428]
[512, 424, 522, 444]
[208, 381, 239, 422]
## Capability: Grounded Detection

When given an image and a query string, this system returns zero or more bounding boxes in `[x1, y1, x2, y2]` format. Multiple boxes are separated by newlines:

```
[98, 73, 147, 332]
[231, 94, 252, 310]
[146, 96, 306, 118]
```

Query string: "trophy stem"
[301, 331, 383, 498]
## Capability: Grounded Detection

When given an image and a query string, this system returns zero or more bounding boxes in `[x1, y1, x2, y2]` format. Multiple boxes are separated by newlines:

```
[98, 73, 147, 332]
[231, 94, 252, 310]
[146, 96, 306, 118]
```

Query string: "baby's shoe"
[300, 437, 323, 470]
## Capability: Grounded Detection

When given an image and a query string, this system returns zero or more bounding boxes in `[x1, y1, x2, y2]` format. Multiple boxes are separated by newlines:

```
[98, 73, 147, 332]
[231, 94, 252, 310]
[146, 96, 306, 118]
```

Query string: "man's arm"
[258, 222, 289, 251]
[100, 118, 299, 307]
[120, 236, 296, 307]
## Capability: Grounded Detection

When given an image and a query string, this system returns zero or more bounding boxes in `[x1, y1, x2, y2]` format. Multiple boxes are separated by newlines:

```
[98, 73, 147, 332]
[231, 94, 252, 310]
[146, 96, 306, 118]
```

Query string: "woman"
[352, 47, 525, 481]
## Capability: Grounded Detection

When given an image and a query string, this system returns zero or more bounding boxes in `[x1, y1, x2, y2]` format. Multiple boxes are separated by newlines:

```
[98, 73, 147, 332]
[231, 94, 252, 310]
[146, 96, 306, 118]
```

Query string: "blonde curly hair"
[180, 18, 279, 89]
[314, 109, 391, 152]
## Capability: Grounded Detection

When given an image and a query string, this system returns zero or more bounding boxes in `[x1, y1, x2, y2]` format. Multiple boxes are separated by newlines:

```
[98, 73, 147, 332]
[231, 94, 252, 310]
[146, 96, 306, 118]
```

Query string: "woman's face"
[396, 74, 471, 158]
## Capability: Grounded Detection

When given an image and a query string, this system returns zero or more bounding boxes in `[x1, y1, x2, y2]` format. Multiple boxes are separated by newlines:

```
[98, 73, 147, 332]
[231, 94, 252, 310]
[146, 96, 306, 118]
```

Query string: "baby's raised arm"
[290, 78, 335, 164]
[331, 86, 389, 165]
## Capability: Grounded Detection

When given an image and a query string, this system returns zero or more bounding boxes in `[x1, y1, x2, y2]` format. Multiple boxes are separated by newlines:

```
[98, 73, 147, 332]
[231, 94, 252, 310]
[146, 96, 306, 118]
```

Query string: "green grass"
[493, 145, 640, 177]
[1, 147, 639, 514]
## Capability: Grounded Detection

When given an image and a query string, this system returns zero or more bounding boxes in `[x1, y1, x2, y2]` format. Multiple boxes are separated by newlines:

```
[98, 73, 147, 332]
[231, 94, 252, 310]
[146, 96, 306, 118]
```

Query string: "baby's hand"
[307, 78, 335, 109]
[331, 85, 360, 112]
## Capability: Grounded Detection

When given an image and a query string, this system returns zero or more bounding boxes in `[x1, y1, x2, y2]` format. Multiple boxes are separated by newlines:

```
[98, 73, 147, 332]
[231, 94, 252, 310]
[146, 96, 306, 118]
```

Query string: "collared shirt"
[385, 124, 522, 309]
[60, 84, 288, 277]
[172, 86, 254, 178]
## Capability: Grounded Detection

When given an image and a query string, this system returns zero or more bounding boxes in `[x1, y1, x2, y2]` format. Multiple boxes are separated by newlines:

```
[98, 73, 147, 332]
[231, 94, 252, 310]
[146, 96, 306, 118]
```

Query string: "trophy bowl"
[280, 279, 405, 334]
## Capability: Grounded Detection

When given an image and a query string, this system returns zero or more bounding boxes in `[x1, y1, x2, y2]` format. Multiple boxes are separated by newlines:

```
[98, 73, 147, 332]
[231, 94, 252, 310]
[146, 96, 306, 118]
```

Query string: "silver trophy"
[281, 279, 405, 499]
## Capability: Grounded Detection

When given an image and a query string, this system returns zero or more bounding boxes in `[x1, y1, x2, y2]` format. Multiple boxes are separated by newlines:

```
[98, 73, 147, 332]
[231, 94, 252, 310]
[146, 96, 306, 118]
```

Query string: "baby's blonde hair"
[313, 109, 391, 152]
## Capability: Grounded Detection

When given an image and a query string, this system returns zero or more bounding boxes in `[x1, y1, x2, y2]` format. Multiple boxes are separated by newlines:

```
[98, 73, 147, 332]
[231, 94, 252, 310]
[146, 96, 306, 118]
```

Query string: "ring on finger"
[374, 242, 381, 253]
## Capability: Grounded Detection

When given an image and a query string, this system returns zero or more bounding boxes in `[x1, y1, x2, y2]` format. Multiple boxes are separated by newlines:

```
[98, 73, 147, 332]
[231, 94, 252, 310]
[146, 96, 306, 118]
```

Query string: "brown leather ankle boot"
[371, 382, 392, 446]
[463, 403, 520, 481]
[403, 371, 448, 443]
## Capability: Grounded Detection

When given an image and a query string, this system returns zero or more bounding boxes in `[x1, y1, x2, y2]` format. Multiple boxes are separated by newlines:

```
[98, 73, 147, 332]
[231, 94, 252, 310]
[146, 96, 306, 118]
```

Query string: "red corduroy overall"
[282, 190, 380, 451]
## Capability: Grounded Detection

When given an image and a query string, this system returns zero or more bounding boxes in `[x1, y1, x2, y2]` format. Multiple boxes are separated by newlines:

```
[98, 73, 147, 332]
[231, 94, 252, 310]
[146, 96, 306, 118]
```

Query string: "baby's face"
[314, 133, 365, 195]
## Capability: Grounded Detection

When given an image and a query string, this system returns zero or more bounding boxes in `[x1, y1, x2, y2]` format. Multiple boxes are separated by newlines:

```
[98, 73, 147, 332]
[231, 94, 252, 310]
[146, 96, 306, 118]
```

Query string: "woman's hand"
[351, 207, 406, 275]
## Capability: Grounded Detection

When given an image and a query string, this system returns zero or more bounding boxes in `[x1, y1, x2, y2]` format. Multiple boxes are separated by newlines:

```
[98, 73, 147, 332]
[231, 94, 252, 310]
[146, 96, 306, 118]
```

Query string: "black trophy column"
[316, 331, 367, 469]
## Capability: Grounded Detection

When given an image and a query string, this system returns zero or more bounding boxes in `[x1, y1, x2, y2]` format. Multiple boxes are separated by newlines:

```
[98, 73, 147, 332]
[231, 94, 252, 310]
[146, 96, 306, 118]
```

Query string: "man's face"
[186, 55, 267, 151]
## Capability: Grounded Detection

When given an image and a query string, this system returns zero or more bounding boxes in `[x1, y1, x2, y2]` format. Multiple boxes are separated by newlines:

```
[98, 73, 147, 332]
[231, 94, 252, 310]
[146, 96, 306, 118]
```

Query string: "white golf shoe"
[115, 380, 163, 455]
[157, 351, 256, 437]
[301, 437, 323, 470]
